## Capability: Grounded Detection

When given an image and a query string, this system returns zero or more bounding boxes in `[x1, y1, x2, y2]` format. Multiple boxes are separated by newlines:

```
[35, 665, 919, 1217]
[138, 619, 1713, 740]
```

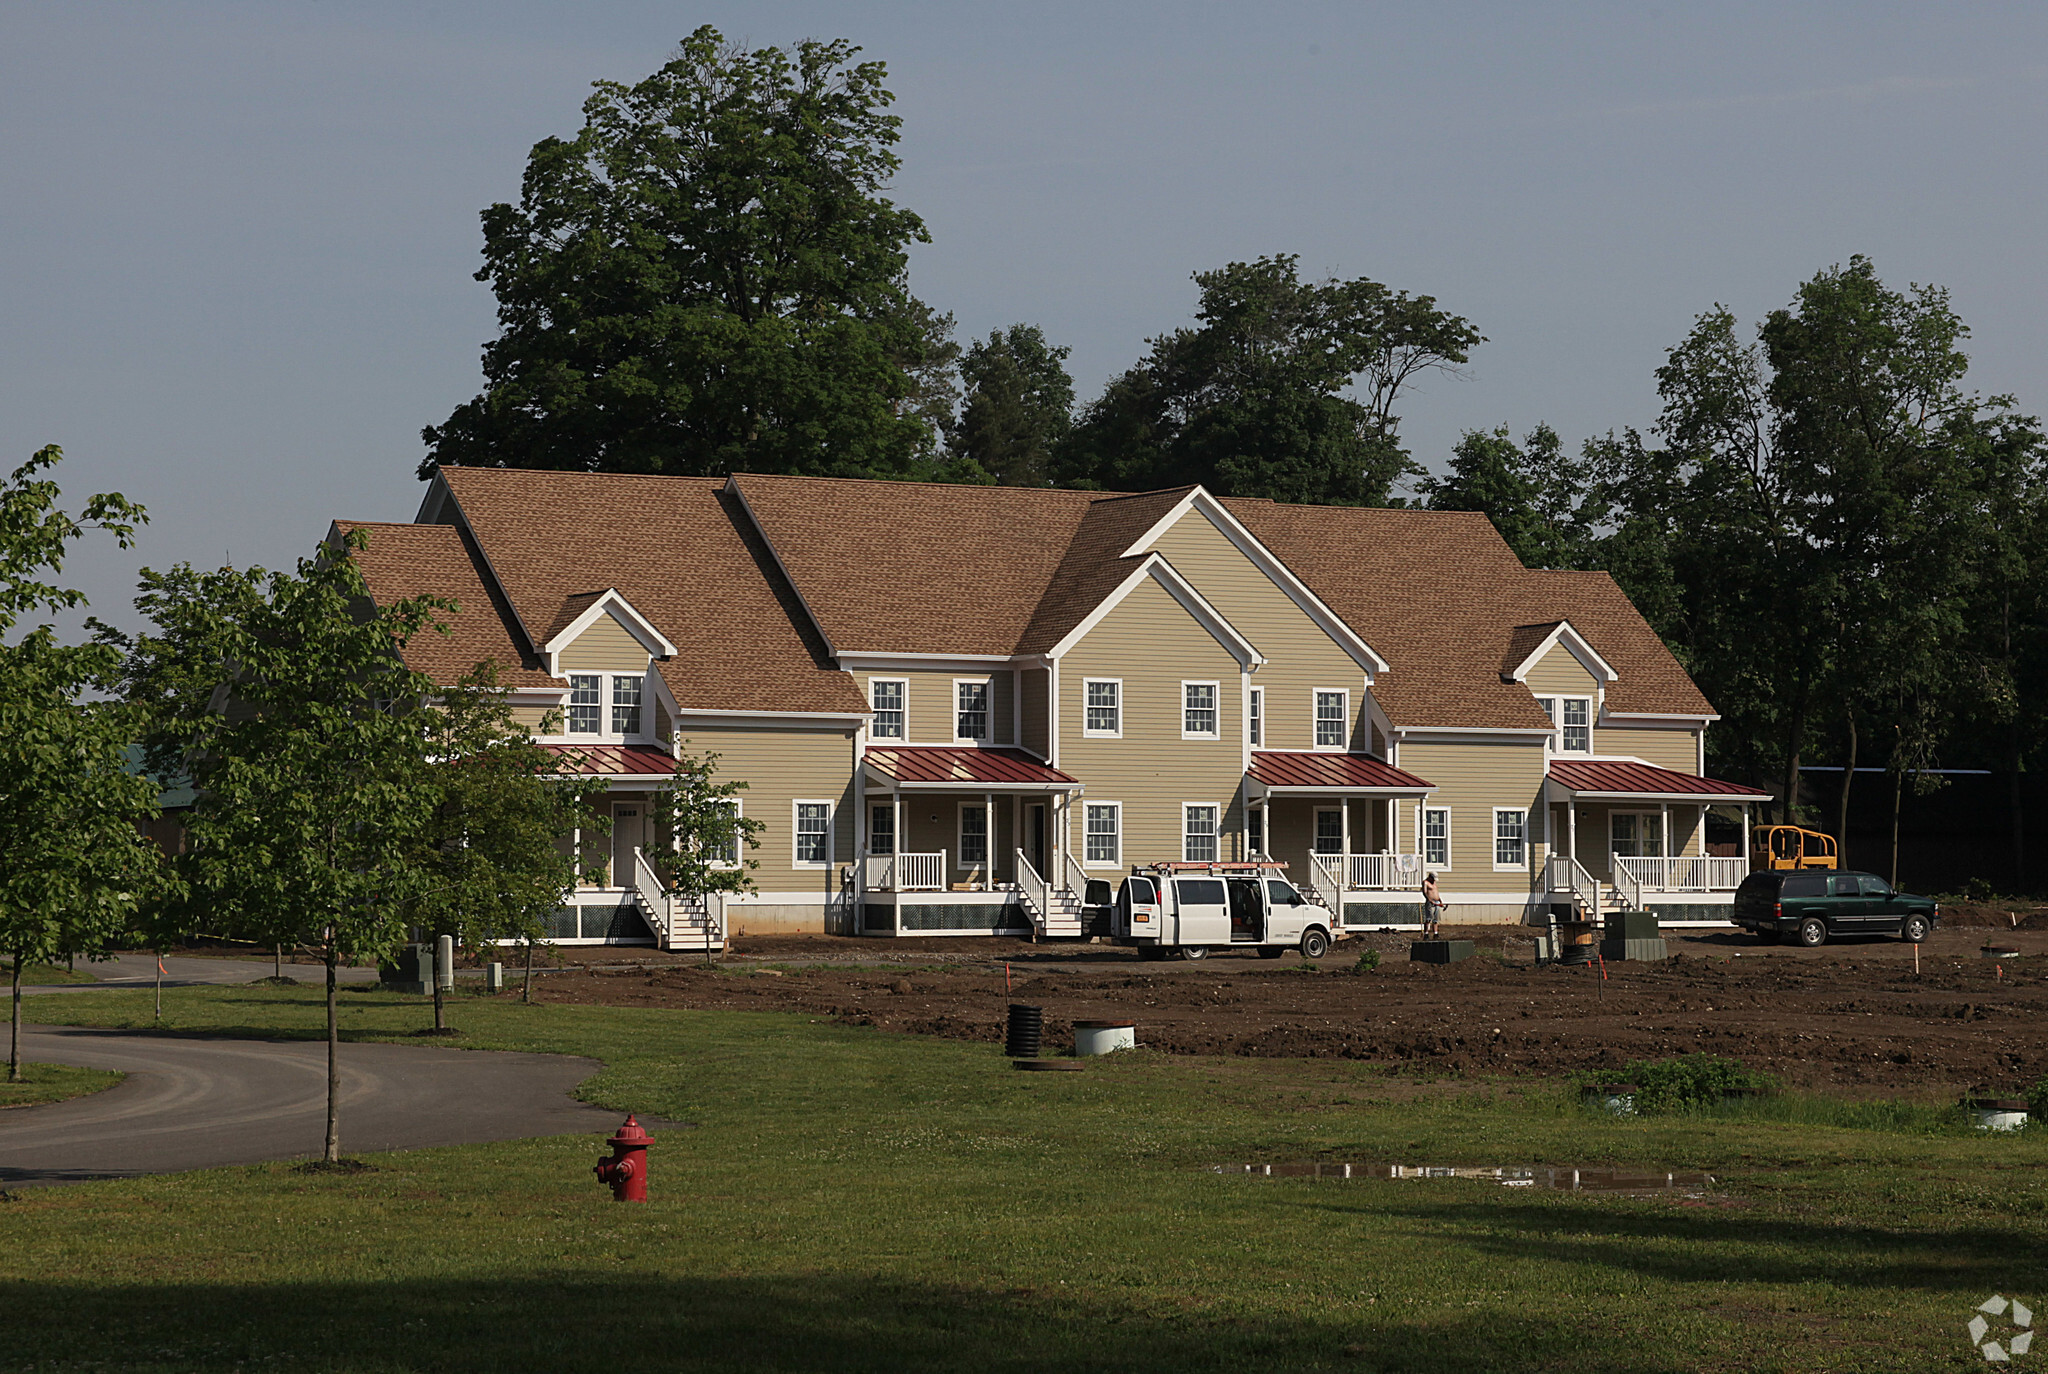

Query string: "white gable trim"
[540, 589, 677, 676]
[1508, 619, 1618, 685]
[1046, 553, 1265, 667]
[1119, 488, 1388, 677]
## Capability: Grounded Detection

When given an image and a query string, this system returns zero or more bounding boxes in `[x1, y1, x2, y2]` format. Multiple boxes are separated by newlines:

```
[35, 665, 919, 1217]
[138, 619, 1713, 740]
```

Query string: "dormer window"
[1537, 696, 1592, 753]
[566, 673, 645, 739]
[611, 676, 642, 735]
[568, 675, 602, 734]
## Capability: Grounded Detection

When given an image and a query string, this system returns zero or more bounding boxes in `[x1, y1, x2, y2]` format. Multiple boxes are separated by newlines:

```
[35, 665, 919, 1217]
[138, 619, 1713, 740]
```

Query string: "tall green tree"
[1422, 423, 1600, 569]
[1, 447, 158, 1081]
[645, 745, 763, 964]
[1056, 255, 1483, 504]
[120, 531, 452, 1161]
[944, 325, 1073, 486]
[408, 664, 610, 1031]
[422, 27, 955, 482]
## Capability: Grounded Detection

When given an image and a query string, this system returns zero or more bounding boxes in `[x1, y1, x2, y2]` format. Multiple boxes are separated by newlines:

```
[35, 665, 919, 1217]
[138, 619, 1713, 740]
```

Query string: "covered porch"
[859, 746, 1086, 937]
[1245, 750, 1435, 927]
[1544, 759, 1772, 921]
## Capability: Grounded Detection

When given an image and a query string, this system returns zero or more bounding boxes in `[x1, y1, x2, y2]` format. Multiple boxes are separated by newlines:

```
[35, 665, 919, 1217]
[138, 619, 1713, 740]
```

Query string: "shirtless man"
[1420, 872, 1445, 938]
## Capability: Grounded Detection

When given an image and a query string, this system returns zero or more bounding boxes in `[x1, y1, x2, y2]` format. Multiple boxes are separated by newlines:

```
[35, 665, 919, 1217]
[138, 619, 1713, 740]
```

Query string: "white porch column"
[984, 792, 995, 892]
[1567, 800, 1578, 864]
[1340, 799, 1352, 882]
[1660, 802, 1671, 867]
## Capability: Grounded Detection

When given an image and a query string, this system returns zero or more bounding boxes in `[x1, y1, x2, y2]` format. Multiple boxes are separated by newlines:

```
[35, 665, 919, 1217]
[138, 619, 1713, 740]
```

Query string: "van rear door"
[1173, 877, 1230, 946]
[1117, 875, 1159, 938]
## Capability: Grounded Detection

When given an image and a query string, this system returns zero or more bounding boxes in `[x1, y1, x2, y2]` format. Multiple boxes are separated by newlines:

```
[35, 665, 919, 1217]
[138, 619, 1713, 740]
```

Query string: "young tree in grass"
[0, 446, 158, 1082]
[645, 746, 762, 965]
[120, 530, 451, 1162]
[408, 663, 610, 1031]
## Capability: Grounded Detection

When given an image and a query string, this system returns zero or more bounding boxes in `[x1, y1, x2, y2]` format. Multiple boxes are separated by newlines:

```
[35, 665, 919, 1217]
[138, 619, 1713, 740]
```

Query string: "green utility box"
[1604, 909, 1661, 942]
[1410, 939, 1475, 965]
[1598, 909, 1668, 962]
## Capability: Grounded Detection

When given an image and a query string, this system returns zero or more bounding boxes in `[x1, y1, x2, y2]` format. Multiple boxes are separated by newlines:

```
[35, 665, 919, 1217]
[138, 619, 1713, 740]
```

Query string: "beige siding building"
[337, 469, 1767, 948]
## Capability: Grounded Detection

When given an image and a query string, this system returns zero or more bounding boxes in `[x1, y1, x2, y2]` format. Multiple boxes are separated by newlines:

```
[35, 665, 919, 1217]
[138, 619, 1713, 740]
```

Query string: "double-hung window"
[1422, 806, 1451, 869]
[870, 680, 906, 739]
[868, 804, 895, 856]
[1084, 679, 1121, 737]
[567, 675, 602, 734]
[1314, 690, 1349, 749]
[1084, 803, 1121, 866]
[610, 675, 642, 736]
[1182, 682, 1219, 739]
[1183, 804, 1219, 862]
[955, 680, 989, 742]
[1248, 688, 1263, 747]
[793, 802, 832, 867]
[706, 799, 740, 868]
[1559, 697, 1592, 753]
[1313, 808, 1344, 855]
[958, 805, 989, 867]
[1493, 808, 1527, 869]
[1246, 807, 1264, 858]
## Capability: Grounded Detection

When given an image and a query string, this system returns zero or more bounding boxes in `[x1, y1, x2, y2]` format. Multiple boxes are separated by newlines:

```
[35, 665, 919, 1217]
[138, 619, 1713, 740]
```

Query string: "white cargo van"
[1112, 863, 1334, 961]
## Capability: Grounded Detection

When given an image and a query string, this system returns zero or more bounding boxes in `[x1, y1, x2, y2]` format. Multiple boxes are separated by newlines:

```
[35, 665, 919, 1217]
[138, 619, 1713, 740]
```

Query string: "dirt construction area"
[533, 909, 2048, 1099]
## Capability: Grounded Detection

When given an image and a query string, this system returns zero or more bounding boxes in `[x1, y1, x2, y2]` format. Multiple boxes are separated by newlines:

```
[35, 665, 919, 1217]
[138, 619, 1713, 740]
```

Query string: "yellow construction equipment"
[1752, 825, 1838, 871]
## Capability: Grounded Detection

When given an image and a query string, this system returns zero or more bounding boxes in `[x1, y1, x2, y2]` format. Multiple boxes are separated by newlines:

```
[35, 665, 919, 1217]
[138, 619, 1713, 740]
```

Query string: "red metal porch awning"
[1246, 750, 1433, 794]
[538, 743, 681, 778]
[1547, 759, 1769, 803]
[865, 746, 1079, 790]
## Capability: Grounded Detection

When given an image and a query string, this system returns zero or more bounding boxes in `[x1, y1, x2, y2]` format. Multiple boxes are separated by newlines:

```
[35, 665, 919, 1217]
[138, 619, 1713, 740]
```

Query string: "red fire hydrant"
[593, 1114, 652, 1202]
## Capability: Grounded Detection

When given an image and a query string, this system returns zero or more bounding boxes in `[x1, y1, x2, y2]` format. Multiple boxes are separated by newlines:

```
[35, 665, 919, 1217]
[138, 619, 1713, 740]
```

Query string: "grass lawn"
[0, 1061, 124, 1109]
[4, 983, 2044, 1372]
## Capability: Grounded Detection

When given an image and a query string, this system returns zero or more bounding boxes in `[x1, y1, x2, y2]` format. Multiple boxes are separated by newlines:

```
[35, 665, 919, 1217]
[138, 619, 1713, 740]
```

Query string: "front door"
[612, 805, 643, 888]
[1026, 803, 1047, 877]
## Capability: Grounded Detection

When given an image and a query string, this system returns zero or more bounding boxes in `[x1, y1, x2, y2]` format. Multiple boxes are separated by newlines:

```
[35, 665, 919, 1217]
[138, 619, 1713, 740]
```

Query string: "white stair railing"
[1308, 853, 1343, 914]
[1544, 854, 1601, 918]
[631, 848, 672, 941]
[864, 853, 896, 892]
[1063, 852, 1089, 901]
[1015, 848, 1051, 929]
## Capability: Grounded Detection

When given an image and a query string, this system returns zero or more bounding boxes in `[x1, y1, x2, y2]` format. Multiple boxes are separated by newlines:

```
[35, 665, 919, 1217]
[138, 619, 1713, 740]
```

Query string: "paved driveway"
[2, 1025, 619, 1188]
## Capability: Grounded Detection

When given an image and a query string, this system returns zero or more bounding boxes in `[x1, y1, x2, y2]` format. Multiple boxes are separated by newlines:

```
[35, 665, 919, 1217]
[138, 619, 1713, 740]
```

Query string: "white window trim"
[1609, 810, 1666, 859]
[791, 799, 835, 870]
[1248, 686, 1264, 748]
[952, 677, 993, 745]
[1492, 807, 1528, 872]
[1422, 805, 1452, 871]
[868, 677, 908, 741]
[708, 799, 743, 870]
[1082, 800, 1123, 869]
[1082, 677, 1123, 739]
[561, 671, 653, 744]
[1312, 806, 1345, 856]
[1181, 680, 1221, 741]
[1312, 687, 1350, 752]
[1182, 802, 1220, 863]
[955, 801, 993, 871]
[1558, 695, 1594, 755]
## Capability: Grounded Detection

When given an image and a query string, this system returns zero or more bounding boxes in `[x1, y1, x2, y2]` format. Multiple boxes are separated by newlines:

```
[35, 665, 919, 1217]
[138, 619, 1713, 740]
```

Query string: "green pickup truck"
[1732, 869, 1939, 947]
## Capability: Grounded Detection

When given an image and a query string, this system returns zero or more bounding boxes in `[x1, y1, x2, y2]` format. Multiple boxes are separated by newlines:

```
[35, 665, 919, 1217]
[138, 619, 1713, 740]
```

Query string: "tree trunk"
[325, 943, 340, 1163]
[275, 943, 283, 979]
[2012, 723, 2026, 891]
[1835, 709, 1857, 871]
[1890, 768, 1906, 889]
[8, 953, 22, 1084]
[154, 948, 163, 1021]
[523, 937, 534, 1005]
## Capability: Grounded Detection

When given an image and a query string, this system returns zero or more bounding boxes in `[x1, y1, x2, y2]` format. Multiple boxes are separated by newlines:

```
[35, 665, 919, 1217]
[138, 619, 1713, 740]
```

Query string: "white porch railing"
[631, 848, 670, 932]
[1545, 854, 1601, 918]
[1344, 852, 1422, 890]
[867, 850, 946, 892]
[1614, 855, 1750, 893]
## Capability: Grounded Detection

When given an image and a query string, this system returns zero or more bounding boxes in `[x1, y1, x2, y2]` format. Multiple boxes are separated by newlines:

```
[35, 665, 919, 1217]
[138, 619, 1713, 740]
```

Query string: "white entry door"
[612, 805, 644, 887]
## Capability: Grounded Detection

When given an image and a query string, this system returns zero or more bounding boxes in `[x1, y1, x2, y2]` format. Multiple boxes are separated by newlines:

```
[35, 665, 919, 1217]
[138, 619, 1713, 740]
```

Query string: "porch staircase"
[1014, 848, 1086, 939]
[632, 848, 726, 953]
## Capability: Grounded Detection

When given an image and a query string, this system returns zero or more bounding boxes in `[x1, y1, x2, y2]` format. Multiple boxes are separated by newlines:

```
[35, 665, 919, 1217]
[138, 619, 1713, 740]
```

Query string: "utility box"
[379, 943, 434, 994]
[1604, 910, 1661, 942]
[1410, 939, 1475, 965]
[1601, 910, 1666, 962]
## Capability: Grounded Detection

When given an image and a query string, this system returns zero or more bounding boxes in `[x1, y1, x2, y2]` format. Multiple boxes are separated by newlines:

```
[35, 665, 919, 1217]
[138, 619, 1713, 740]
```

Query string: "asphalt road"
[2, 1025, 620, 1188]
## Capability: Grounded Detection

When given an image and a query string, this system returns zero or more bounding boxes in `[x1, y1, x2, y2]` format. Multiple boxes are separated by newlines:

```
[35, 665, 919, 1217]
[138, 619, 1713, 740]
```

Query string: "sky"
[5, 1, 2045, 636]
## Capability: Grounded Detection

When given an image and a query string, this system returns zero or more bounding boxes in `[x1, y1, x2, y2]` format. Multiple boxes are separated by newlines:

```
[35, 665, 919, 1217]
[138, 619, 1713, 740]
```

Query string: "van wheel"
[1299, 929, 1330, 960]
[1796, 917, 1828, 948]
[1256, 946, 1286, 959]
[1902, 913, 1931, 944]
[1181, 945, 1208, 961]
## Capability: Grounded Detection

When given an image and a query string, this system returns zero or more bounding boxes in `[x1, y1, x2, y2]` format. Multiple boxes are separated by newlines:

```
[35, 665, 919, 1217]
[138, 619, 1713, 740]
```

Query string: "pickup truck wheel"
[1299, 928, 1330, 960]
[1796, 917, 1828, 948]
[1181, 945, 1208, 961]
[1902, 913, 1931, 944]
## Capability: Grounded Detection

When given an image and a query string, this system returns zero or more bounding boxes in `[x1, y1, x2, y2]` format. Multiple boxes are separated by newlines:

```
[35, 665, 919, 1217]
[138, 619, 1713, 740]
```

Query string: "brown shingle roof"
[432, 468, 866, 715]
[334, 521, 555, 688]
[1222, 500, 1713, 727]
